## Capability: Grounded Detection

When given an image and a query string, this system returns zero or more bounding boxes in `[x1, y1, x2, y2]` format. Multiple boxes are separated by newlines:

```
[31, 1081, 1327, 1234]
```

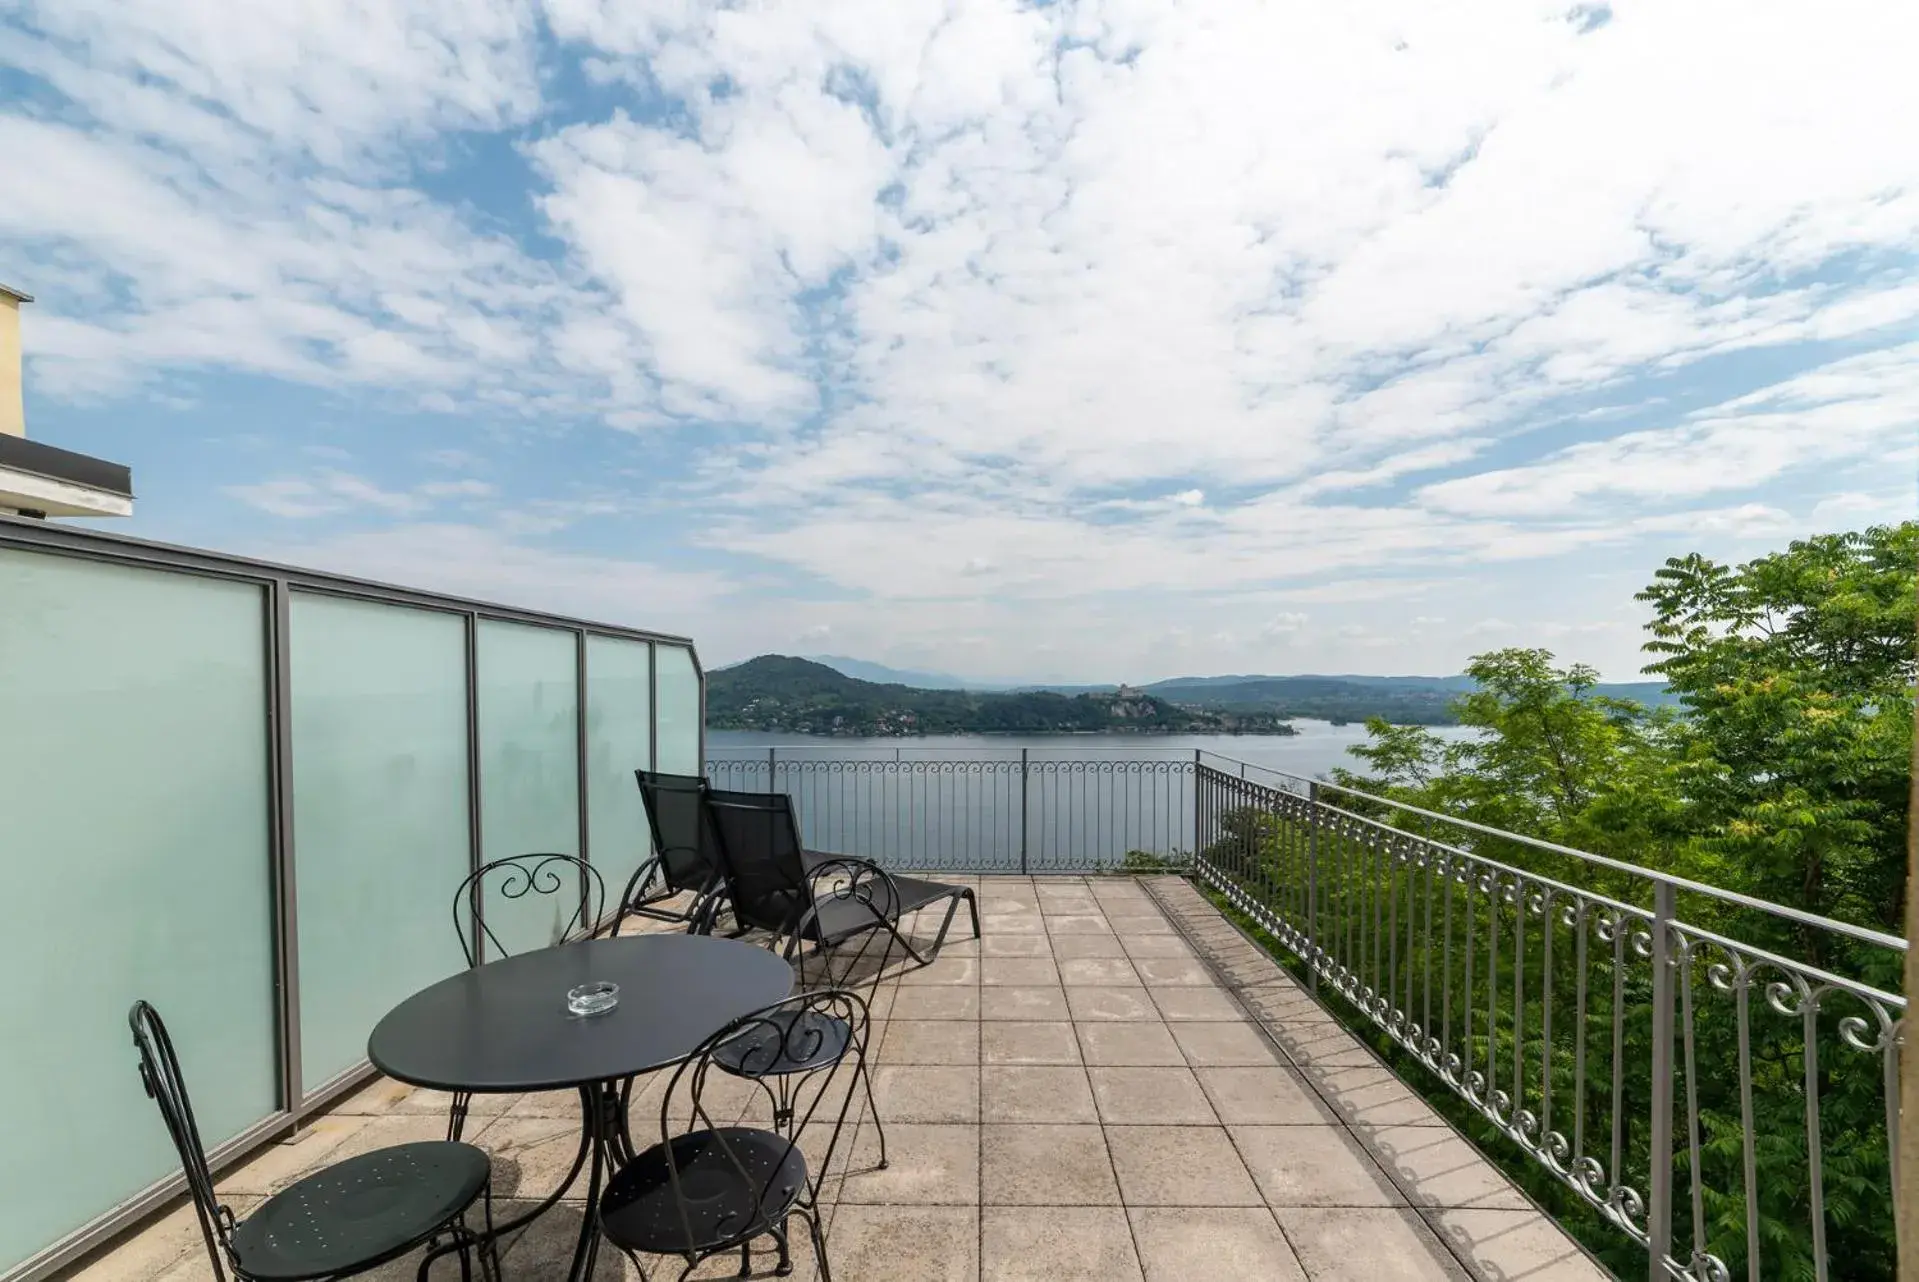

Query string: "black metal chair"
[447, 853, 606, 1139]
[699, 787, 979, 969]
[617, 770, 726, 928]
[452, 852, 607, 968]
[706, 856, 901, 1175]
[131, 1001, 495, 1282]
[598, 990, 867, 1281]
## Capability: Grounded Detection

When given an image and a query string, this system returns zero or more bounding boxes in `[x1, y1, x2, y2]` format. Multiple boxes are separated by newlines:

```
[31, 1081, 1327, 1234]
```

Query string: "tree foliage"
[1232, 523, 1916, 1281]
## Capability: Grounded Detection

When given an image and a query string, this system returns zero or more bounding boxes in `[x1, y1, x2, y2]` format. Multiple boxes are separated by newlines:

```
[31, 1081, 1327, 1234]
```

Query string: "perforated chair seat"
[599, 1128, 808, 1256]
[710, 1008, 852, 1079]
[228, 1142, 490, 1281]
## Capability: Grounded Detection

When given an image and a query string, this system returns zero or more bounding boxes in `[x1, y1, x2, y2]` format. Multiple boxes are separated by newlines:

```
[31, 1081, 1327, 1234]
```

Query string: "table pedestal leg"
[421, 1085, 597, 1278]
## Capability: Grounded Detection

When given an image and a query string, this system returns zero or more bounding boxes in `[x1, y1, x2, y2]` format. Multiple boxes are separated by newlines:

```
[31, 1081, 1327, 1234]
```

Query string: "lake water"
[708, 719, 1477, 780]
[703, 721, 1476, 871]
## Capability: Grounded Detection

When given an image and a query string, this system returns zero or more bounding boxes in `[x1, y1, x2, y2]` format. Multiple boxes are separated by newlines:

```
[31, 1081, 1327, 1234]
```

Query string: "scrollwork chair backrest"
[453, 853, 606, 966]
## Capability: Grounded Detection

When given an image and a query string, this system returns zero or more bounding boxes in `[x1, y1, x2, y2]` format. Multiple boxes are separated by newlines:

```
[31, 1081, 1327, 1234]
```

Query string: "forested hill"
[706, 656, 1297, 736]
[792, 657, 1678, 725]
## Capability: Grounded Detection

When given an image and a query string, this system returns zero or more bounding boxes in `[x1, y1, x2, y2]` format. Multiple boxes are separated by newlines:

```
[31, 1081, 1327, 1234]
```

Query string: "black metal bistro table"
[369, 934, 794, 1280]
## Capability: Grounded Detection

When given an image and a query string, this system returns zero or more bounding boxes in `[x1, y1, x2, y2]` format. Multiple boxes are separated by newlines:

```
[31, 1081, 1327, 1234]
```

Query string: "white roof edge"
[0, 282, 33, 303]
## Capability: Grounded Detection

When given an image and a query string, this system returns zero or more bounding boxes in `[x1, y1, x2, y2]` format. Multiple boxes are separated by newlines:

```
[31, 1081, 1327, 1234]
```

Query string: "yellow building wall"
[0, 296, 22, 437]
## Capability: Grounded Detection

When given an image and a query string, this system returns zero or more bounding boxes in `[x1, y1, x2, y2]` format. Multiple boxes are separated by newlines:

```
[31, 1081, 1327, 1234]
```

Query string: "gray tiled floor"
[62, 877, 1612, 1282]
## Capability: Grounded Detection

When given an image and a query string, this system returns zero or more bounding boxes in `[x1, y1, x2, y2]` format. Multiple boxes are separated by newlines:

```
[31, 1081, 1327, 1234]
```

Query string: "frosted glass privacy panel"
[477, 619, 581, 957]
[655, 644, 701, 775]
[291, 594, 471, 1091]
[585, 636, 653, 914]
[0, 550, 278, 1276]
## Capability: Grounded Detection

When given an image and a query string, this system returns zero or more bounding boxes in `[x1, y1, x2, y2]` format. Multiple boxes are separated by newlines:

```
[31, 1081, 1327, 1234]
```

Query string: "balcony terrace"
[4, 518, 1903, 1282]
[62, 877, 1605, 1282]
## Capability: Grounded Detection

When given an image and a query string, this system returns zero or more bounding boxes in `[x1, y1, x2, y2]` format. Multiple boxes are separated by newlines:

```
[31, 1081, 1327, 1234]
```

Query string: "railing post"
[1306, 780, 1320, 996]
[1019, 749, 1030, 876]
[1192, 750, 1202, 863]
[767, 745, 776, 792]
[1648, 879, 1677, 1281]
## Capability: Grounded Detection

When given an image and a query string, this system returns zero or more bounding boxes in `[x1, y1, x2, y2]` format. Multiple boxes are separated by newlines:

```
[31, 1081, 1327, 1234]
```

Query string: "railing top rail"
[1197, 753, 1909, 956]
[707, 745, 1205, 753]
[0, 512, 697, 649]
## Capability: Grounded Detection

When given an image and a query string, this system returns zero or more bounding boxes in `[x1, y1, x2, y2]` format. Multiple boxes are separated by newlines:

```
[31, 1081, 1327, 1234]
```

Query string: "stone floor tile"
[1117, 914, 1179, 935]
[981, 1125, 1119, 1205]
[835, 1123, 979, 1205]
[1149, 986, 1248, 1022]
[981, 957, 1061, 987]
[1211, 950, 1291, 987]
[1088, 1066, 1218, 1125]
[1171, 1020, 1284, 1067]
[1421, 1208, 1612, 1281]
[1057, 956, 1141, 986]
[981, 1065, 1098, 1123]
[507, 1089, 593, 1120]
[388, 1086, 521, 1120]
[498, 1200, 786, 1280]
[1273, 1207, 1469, 1281]
[980, 985, 1070, 1020]
[899, 956, 978, 985]
[1303, 1065, 1447, 1129]
[1063, 985, 1157, 1022]
[1195, 1066, 1337, 1125]
[1368, 1127, 1530, 1210]
[981, 933, 1053, 957]
[868, 1065, 980, 1123]
[67, 1196, 263, 1282]
[1120, 934, 1199, 960]
[217, 1114, 370, 1195]
[984, 1020, 1083, 1065]
[1076, 1021, 1186, 1067]
[1129, 1207, 1307, 1282]
[1271, 1023, 1378, 1067]
[1105, 1125, 1263, 1206]
[1132, 956, 1215, 987]
[477, 1115, 598, 1202]
[981, 912, 1048, 935]
[1048, 932, 1129, 959]
[824, 1206, 978, 1282]
[265, 1113, 467, 1189]
[888, 985, 981, 1021]
[882, 1020, 980, 1065]
[1044, 914, 1116, 936]
[1232, 1125, 1406, 1209]
[1239, 988, 1326, 1025]
[980, 1206, 1144, 1282]
[329, 1075, 413, 1115]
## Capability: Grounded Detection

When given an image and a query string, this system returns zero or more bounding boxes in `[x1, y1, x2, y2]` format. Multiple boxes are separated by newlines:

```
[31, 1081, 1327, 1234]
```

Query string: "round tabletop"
[368, 934, 795, 1093]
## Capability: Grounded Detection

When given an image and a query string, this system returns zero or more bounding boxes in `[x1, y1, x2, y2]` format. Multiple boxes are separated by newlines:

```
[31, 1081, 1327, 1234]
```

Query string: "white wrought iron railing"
[1191, 756, 1905, 1282]
[701, 744, 1906, 1282]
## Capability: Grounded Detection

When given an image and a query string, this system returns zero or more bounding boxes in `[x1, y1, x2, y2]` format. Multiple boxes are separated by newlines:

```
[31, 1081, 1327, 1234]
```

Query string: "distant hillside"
[723, 657, 1679, 728]
[707, 657, 1296, 736]
[1139, 673, 1679, 722]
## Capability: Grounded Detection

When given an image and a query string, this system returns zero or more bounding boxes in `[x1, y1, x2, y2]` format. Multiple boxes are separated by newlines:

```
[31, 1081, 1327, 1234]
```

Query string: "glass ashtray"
[566, 981, 620, 1017]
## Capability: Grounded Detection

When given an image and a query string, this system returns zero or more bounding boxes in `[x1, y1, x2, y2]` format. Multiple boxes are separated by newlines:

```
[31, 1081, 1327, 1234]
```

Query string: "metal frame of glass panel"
[0, 514, 704, 1282]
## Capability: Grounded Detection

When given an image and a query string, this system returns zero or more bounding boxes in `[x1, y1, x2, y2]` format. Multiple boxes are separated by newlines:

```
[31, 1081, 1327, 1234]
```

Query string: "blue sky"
[3, 0, 1915, 682]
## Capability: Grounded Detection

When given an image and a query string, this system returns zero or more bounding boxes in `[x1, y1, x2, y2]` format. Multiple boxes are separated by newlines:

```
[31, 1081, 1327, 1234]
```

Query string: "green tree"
[1260, 523, 1916, 1281]
[1637, 523, 1916, 943]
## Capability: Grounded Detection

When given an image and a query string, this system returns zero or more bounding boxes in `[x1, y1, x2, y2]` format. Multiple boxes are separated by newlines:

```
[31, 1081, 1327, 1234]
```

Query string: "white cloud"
[226, 470, 493, 519]
[5, 0, 1917, 679]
